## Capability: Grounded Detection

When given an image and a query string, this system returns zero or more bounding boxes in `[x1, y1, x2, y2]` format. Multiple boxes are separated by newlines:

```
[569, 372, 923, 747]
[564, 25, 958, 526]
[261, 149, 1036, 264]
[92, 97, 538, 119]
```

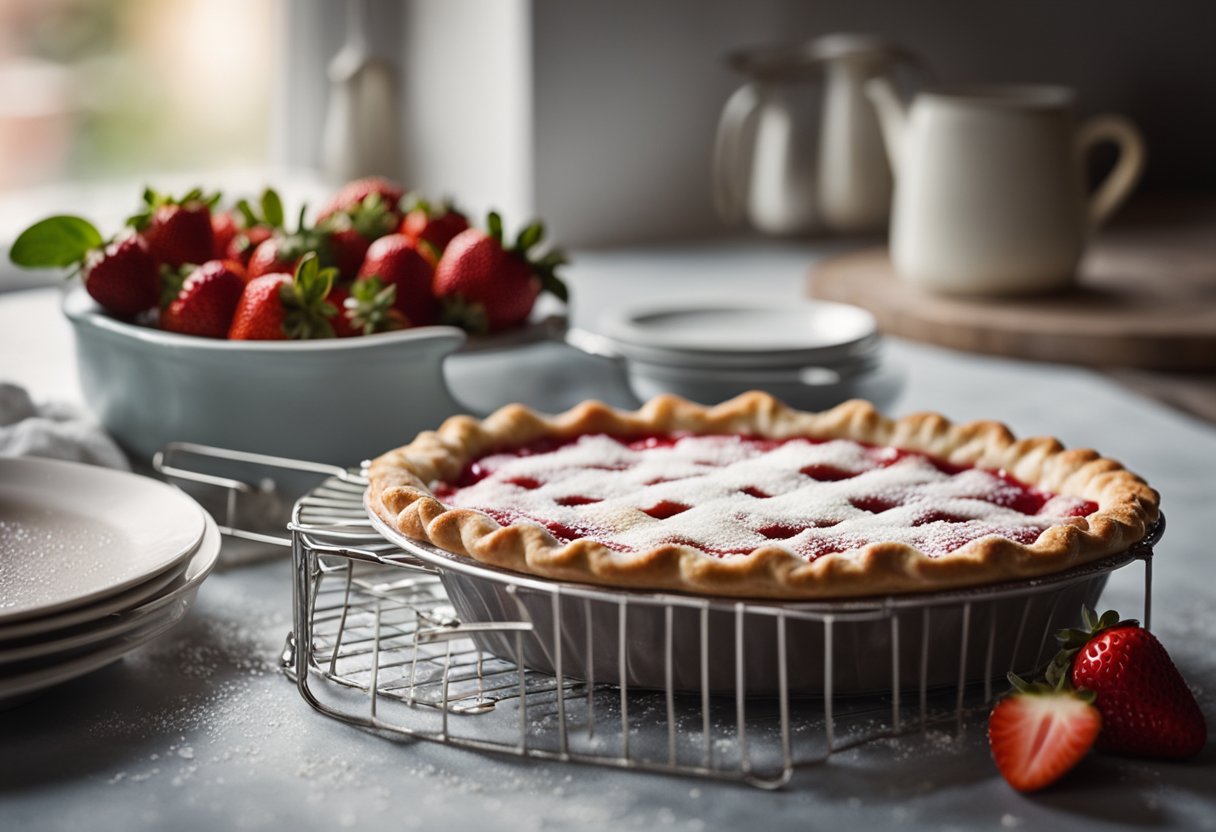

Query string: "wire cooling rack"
[156, 443, 1158, 789]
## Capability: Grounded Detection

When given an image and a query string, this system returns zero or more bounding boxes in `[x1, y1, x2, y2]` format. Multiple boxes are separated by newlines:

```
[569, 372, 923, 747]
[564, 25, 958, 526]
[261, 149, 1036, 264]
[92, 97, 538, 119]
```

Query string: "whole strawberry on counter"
[162, 260, 246, 338]
[128, 187, 217, 268]
[229, 252, 338, 340]
[399, 193, 469, 254]
[356, 233, 437, 327]
[433, 212, 568, 333]
[9, 217, 159, 317]
[1050, 607, 1207, 759]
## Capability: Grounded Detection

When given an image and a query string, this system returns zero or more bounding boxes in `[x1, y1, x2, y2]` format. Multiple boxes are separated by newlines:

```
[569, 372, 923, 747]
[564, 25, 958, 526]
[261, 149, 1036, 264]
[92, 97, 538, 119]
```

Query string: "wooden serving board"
[807, 218, 1216, 370]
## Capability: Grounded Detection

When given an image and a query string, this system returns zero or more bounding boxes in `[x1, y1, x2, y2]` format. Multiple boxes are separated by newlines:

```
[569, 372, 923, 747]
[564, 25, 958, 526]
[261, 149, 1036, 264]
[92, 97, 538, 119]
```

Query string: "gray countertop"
[1, 241, 1213, 831]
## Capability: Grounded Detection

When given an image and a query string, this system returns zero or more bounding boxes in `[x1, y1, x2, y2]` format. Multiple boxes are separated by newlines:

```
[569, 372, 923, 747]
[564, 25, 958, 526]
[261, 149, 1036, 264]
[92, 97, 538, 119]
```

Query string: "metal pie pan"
[368, 506, 1160, 697]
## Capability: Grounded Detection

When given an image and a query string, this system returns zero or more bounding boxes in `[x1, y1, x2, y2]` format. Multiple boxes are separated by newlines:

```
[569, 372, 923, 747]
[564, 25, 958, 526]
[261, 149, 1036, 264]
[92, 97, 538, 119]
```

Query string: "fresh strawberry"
[317, 185, 399, 280]
[229, 253, 338, 341]
[82, 235, 160, 317]
[356, 233, 437, 326]
[227, 224, 274, 270]
[328, 227, 372, 283]
[330, 276, 408, 337]
[399, 193, 469, 254]
[1051, 607, 1207, 759]
[246, 205, 331, 281]
[316, 176, 405, 225]
[128, 187, 217, 268]
[988, 673, 1102, 793]
[211, 210, 240, 260]
[432, 212, 568, 333]
[9, 216, 159, 317]
[161, 260, 246, 338]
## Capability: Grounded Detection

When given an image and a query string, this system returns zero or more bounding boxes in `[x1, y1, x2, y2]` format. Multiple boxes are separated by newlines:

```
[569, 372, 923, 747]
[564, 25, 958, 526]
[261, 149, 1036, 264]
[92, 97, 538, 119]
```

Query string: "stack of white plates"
[0, 457, 219, 706]
[571, 301, 903, 410]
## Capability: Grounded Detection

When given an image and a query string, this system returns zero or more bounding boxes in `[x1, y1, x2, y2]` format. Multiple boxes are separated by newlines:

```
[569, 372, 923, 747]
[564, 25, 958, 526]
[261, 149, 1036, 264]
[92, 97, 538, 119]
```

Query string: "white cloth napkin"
[0, 382, 129, 470]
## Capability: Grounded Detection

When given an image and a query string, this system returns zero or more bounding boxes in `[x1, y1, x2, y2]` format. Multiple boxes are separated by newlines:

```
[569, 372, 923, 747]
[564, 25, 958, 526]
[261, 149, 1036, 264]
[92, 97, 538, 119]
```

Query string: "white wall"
[279, 0, 1216, 247]
[400, 0, 534, 226]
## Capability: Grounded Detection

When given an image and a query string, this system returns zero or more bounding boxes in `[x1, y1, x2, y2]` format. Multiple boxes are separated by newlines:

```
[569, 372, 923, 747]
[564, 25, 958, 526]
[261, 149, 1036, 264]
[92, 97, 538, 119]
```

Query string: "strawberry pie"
[367, 393, 1159, 598]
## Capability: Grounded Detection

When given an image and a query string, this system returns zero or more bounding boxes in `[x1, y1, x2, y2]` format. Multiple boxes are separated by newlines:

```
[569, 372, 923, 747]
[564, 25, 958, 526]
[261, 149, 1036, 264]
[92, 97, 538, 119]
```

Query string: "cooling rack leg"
[584, 598, 595, 739]
[777, 613, 791, 774]
[665, 605, 676, 767]
[919, 608, 930, 729]
[823, 616, 835, 753]
[618, 598, 630, 763]
[552, 591, 569, 759]
[328, 562, 356, 677]
[955, 603, 971, 734]
[735, 604, 749, 774]
[890, 614, 901, 733]
[983, 611, 996, 705]
[290, 529, 312, 691]
[370, 600, 383, 722]
[700, 604, 711, 770]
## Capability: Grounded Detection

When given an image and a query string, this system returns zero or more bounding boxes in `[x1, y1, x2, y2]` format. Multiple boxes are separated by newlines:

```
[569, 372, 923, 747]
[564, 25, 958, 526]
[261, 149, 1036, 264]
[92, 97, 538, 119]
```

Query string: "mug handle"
[712, 83, 761, 225]
[1076, 114, 1146, 229]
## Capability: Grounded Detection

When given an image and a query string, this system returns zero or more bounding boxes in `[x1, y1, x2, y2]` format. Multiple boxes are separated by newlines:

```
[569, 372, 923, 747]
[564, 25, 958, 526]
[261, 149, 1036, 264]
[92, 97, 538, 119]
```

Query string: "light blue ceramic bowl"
[62, 287, 469, 466]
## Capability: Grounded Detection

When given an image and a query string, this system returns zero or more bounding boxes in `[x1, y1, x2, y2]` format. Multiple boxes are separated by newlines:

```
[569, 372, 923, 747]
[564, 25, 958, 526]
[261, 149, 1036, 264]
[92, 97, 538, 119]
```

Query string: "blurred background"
[1, 0, 1213, 257]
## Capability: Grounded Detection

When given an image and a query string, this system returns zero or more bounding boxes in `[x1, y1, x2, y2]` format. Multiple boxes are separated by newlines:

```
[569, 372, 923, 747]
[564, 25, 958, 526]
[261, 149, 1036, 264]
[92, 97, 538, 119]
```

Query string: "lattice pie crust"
[366, 393, 1159, 599]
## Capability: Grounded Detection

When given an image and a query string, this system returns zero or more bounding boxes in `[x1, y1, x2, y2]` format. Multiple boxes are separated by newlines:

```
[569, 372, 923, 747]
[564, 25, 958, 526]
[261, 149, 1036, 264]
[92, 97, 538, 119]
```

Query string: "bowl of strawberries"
[12, 178, 569, 465]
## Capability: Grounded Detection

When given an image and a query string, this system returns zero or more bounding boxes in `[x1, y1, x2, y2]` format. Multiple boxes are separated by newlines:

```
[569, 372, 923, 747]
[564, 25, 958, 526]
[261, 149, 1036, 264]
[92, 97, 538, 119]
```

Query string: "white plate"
[0, 555, 189, 641]
[601, 302, 879, 367]
[0, 457, 206, 624]
[0, 512, 219, 705]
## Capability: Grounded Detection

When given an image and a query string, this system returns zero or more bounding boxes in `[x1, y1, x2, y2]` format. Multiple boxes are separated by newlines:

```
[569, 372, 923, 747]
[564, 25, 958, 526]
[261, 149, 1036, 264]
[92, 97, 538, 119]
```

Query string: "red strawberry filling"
[431, 433, 1099, 559]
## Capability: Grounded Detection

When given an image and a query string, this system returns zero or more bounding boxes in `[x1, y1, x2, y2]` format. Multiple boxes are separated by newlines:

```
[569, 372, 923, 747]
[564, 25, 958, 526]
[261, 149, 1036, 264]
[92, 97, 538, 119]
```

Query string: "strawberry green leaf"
[401, 191, 430, 215]
[486, 211, 503, 245]
[347, 276, 403, 335]
[9, 216, 103, 268]
[262, 188, 285, 228]
[295, 251, 319, 287]
[536, 249, 569, 270]
[439, 294, 489, 335]
[514, 221, 544, 253]
[539, 271, 569, 303]
[159, 263, 193, 309]
[236, 199, 258, 228]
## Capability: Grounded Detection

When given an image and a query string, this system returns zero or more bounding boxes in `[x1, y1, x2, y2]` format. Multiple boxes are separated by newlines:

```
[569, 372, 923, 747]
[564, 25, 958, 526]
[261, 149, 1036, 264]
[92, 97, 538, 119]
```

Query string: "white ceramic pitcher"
[867, 80, 1145, 294]
[714, 35, 913, 235]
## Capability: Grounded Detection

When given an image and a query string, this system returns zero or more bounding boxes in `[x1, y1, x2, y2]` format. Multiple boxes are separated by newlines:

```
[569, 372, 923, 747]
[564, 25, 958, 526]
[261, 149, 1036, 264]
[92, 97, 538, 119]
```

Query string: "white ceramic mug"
[867, 81, 1146, 294]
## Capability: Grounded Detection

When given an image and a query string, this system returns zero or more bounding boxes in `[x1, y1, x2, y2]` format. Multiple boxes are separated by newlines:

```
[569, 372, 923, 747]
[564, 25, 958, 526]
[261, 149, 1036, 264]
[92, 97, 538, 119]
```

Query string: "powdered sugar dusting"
[435, 434, 1096, 559]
